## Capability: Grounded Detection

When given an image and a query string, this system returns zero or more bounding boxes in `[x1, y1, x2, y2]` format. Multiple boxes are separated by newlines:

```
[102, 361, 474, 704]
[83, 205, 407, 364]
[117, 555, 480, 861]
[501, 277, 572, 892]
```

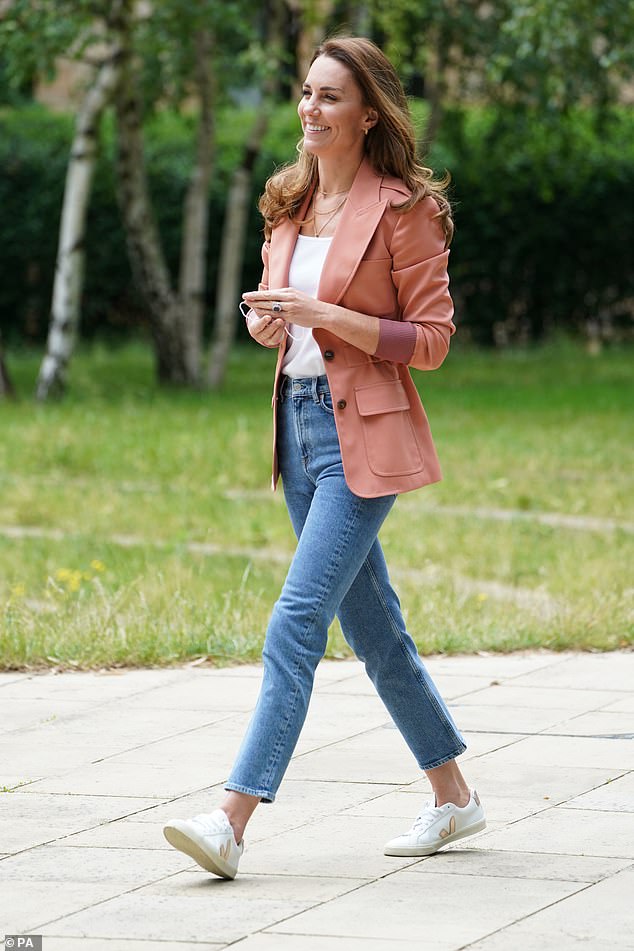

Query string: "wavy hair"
[258, 36, 453, 245]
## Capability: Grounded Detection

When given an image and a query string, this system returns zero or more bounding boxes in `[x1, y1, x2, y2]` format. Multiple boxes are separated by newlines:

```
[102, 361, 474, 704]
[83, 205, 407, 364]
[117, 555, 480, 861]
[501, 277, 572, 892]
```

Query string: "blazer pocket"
[354, 381, 425, 477]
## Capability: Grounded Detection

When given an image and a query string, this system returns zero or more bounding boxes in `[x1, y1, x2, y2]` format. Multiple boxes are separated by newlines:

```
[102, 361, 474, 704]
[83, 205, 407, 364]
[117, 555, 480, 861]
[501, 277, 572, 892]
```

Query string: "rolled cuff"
[373, 318, 417, 364]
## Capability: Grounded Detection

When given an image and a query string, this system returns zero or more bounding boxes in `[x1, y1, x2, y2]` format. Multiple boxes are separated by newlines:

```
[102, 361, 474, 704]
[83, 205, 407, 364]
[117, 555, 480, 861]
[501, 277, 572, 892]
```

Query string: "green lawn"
[1, 339, 632, 669]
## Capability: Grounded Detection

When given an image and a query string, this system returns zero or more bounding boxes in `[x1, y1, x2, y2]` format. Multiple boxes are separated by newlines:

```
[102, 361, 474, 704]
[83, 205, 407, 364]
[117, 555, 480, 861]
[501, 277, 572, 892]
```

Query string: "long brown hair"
[258, 36, 453, 245]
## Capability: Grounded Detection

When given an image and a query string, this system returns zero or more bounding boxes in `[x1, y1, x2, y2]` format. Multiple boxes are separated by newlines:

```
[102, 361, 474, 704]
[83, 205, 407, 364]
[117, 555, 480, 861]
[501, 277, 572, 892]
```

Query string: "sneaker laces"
[410, 801, 443, 833]
[192, 811, 232, 836]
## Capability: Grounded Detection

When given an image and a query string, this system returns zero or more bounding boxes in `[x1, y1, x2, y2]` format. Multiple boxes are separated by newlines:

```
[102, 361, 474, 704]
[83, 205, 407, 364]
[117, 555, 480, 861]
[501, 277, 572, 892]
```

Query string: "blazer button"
[324, 350, 334, 360]
[337, 399, 347, 410]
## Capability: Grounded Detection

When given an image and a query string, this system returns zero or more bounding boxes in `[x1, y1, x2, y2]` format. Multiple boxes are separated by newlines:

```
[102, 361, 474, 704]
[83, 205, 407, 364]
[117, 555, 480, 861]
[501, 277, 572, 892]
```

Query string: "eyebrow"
[302, 83, 345, 92]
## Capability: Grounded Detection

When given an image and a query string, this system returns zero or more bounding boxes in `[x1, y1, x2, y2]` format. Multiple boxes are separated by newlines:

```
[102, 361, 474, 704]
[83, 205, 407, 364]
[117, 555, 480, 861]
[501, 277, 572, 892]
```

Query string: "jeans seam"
[260, 492, 364, 794]
[364, 556, 464, 758]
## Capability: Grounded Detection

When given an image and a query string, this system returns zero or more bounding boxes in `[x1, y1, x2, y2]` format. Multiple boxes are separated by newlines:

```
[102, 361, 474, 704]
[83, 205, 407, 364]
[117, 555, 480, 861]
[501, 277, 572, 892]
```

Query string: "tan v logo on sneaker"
[439, 816, 456, 839]
[219, 841, 231, 859]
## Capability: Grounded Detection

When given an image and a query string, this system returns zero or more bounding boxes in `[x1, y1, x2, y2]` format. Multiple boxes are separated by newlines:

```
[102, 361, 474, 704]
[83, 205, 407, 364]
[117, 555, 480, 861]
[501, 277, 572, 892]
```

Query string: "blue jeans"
[224, 375, 466, 803]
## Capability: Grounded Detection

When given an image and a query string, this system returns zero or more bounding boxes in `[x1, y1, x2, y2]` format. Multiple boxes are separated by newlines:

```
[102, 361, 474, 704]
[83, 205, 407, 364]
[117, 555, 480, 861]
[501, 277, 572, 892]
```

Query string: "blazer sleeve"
[389, 196, 456, 371]
[248, 240, 278, 349]
[259, 240, 271, 291]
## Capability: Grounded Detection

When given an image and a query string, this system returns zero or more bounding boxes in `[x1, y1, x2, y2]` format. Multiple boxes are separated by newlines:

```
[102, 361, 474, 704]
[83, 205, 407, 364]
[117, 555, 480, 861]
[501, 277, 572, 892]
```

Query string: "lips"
[305, 124, 329, 132]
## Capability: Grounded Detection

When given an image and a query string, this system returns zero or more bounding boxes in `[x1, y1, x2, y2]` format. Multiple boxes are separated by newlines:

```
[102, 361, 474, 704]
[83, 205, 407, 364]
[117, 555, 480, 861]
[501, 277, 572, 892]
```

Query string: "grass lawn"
[1, 338, 632, 669]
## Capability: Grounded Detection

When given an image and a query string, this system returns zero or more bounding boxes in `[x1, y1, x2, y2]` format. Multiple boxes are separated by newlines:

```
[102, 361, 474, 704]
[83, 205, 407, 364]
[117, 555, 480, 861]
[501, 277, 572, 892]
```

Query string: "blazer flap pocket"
[355, 381, 410, 416]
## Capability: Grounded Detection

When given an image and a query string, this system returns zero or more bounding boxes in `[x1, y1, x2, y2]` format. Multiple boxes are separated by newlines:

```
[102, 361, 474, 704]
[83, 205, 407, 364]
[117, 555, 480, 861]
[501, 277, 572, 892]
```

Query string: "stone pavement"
[1, 650, 633, 951]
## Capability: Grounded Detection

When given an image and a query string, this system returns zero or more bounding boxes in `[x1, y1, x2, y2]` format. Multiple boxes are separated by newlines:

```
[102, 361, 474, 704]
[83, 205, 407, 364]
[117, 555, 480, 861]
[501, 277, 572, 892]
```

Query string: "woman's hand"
[242, 288, 330, 329]
[244, 310, 287, 348]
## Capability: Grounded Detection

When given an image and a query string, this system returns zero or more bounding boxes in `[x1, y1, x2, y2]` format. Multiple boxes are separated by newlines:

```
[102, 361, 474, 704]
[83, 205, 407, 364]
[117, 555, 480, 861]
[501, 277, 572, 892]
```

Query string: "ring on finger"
[272, 301, 283, 313]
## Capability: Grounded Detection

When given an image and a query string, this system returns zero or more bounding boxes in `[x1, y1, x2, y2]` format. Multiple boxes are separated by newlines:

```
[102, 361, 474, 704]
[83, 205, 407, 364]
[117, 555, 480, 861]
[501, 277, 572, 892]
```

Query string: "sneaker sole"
[384, 817, 487, 857]
[163, 822, 238, 879]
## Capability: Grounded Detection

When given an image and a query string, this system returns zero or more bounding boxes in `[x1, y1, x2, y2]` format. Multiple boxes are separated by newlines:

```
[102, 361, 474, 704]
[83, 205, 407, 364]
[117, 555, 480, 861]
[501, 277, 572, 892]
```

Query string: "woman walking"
[164, 36, 485, 880]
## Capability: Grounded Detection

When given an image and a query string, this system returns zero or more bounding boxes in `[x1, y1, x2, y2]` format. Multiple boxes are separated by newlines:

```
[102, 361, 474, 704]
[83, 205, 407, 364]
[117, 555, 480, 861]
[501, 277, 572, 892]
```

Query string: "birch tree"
[36, 38, 124, 399]
[0, 0, 121, 398]
[1, 0, 257, 390]
[114, 0, 258, 385]
[206, 0, 286, 388]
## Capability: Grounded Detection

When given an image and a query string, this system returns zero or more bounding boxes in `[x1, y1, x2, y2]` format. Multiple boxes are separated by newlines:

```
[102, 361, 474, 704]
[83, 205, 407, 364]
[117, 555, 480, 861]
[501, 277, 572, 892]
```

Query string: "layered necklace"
[306, 185, 350, 237]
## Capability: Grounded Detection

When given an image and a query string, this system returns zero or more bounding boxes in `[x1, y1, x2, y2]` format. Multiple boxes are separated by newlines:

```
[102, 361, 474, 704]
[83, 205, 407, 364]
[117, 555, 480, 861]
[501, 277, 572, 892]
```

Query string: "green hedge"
[1, 103, 632, 345]
[440, 107, 634, 344]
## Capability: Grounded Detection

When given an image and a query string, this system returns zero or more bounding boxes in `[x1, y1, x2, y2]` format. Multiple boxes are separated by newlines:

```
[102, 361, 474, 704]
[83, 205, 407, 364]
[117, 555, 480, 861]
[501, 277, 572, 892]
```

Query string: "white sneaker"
[163, 808, 244, 879]
[384, 789, 486, 856]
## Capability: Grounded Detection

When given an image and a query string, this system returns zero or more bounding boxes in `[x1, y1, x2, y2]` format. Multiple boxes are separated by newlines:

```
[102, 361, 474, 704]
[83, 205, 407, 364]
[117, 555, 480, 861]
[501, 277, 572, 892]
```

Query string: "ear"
[364, 108, 378, 132]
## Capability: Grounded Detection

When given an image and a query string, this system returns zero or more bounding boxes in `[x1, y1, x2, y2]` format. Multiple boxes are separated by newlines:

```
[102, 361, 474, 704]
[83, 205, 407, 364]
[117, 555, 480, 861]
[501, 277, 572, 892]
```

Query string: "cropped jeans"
[224, 375, 466, 803]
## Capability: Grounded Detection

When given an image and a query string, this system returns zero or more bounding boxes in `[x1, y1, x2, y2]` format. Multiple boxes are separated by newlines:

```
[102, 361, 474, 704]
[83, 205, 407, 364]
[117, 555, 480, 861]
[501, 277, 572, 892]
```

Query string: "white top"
[281, 234, 332, 378]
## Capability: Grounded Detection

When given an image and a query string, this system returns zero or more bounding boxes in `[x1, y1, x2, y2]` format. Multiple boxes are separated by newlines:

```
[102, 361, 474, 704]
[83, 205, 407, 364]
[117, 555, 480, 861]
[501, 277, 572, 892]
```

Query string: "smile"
[306, 124, 329, 132]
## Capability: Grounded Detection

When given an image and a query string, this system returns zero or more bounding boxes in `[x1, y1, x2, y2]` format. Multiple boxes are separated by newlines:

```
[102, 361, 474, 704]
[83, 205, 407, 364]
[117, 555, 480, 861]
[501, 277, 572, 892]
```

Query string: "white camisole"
[281, 234, 332, 378]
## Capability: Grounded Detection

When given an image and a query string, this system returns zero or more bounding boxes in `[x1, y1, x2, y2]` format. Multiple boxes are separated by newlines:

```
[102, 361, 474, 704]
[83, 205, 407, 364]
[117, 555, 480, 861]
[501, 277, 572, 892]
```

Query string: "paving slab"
[266, 869, 584, 948]
[0, 696, 99, 733]
[465, 865, 634, 950]
[509, 652, 634, 692]
[0, 842, 191, 882]
[406, 759, 626, 805]
[406, 847, 630, 882]
[39, 891, 337, 945]
[230, 937, 423, 951]
[447, 682, 624, 714]
[465, 804, 634, 858]
[542, 709, 634, 737]
[473, 733, 634, 771]
[565, 771, 634, 811]
[0, 792, 160, 852]
[38, 941, 224, 951]
[1, 650, 633, 951]
[241, 814, 422, 879]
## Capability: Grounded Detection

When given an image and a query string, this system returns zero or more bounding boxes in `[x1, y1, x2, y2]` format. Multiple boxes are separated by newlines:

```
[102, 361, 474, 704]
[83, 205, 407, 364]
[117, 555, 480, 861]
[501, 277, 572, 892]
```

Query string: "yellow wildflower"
[90, 560, 106, 573]
[68, 571, 82, 592]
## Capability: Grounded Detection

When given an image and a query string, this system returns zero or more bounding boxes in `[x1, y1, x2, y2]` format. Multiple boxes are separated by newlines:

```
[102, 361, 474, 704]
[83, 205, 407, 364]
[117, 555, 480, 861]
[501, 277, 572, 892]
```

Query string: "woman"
[164, 36, 485, 880]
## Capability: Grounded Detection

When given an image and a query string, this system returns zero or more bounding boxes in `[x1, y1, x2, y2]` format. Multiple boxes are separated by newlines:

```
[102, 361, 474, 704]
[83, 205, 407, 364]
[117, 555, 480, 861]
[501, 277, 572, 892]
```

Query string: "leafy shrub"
[1, 102, 632, 346]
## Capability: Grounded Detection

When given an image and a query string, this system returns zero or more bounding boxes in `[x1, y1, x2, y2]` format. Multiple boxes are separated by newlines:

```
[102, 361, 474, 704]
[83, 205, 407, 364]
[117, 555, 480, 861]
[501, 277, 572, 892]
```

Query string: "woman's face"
[298, 55, 376, 159]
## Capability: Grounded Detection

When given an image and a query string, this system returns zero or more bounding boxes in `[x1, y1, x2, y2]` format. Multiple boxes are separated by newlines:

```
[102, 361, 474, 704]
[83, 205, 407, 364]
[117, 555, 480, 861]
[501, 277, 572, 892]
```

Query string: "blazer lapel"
[268, 158, 388, 301]
[318, 158, 388, 305]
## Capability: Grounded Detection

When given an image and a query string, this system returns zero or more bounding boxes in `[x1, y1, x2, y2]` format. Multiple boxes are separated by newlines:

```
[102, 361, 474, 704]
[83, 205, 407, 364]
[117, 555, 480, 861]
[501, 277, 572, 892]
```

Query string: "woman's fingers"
[248, 315, 286, 347]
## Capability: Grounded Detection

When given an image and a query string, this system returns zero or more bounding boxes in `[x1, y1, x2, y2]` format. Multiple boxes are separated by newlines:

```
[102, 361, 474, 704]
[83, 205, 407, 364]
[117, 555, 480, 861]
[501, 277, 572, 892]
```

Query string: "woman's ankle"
[434, 787, 470, 808]
[425, 760, 470, 808]
[219, 791, 261, 843]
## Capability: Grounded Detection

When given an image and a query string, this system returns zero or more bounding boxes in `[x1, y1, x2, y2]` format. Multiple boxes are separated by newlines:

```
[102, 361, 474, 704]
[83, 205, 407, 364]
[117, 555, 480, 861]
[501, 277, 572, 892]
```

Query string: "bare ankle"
[435, 786, 470, 808]
[219, 791, 261, 844]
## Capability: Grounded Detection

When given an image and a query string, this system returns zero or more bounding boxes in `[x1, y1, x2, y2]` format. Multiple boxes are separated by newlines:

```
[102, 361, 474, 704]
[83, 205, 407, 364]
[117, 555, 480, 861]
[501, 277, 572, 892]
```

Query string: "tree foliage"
[1, 0, 633, 391]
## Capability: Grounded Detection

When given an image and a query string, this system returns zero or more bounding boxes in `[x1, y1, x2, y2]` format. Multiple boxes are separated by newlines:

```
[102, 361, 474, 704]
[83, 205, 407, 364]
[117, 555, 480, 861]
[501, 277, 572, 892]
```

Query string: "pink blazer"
[261, 157, 456, 499]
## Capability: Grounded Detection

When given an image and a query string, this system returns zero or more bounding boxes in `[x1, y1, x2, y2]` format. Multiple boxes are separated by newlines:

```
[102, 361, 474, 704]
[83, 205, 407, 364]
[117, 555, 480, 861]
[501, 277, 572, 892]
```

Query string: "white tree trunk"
[179, 30, 215, 385]
[206, 0, 285, 389]
[206, 158, 255, 389]
[289, 0, 335, 94]
[114, 39, 189, 384]
[36, 51, 122, 400]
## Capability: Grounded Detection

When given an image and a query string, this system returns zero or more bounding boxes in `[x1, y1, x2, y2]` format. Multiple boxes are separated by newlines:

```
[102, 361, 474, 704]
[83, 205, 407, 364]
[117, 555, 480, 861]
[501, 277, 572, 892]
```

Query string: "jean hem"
[420, 743, 467, 771]
[224, 781, 275, 804]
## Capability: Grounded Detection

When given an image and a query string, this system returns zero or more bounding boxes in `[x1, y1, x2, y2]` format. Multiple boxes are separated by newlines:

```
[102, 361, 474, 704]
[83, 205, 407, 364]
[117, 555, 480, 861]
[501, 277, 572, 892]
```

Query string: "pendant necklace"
[313, 193, 348, 237]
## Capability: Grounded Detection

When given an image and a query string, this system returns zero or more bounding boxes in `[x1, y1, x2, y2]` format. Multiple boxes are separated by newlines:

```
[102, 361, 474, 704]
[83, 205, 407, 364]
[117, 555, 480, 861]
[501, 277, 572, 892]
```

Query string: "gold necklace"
[313, 194, 348, 237]
[317, 185, 351, 197]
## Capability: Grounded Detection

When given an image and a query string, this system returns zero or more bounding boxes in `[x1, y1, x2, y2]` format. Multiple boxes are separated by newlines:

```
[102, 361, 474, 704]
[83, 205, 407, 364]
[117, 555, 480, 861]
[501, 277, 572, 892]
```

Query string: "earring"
[364, 128, 368, 136]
